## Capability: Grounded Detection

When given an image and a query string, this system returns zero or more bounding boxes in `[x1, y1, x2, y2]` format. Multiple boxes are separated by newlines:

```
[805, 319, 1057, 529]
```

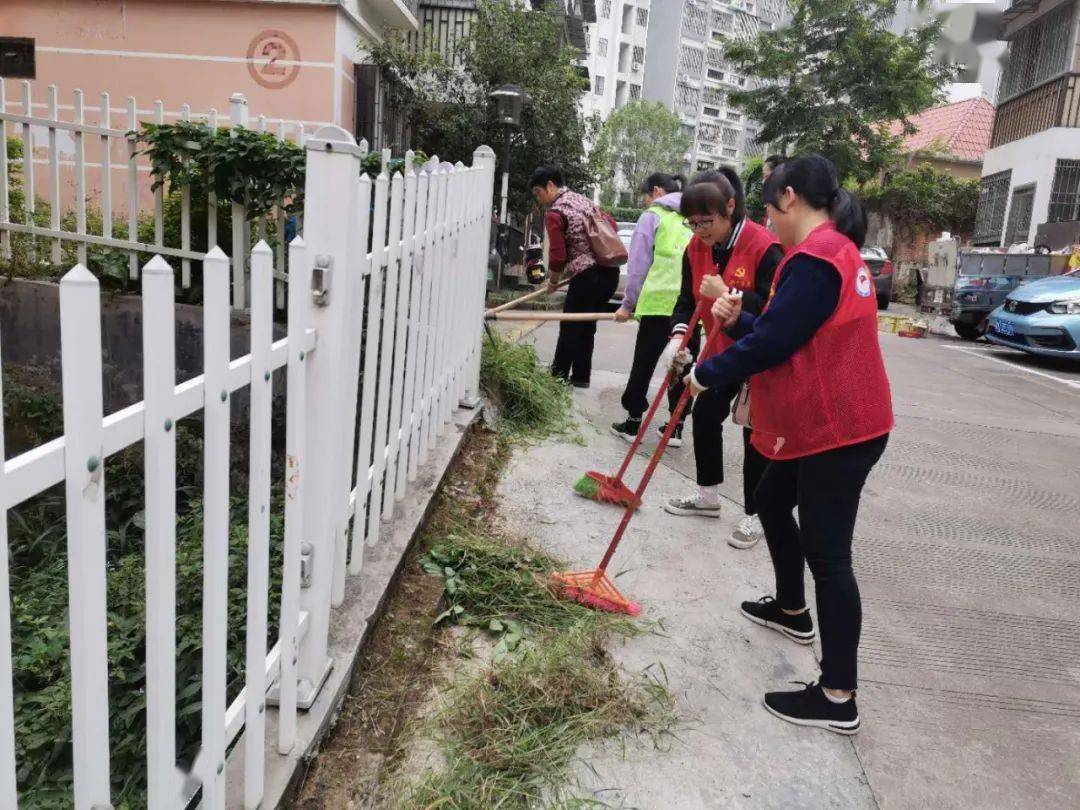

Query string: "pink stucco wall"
[3, 0, 341, 128]
[1, 0, 372, 217]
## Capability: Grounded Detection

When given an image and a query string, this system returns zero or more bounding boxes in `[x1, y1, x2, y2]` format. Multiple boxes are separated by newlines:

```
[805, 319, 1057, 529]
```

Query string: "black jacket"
[670, 217, 784, 336]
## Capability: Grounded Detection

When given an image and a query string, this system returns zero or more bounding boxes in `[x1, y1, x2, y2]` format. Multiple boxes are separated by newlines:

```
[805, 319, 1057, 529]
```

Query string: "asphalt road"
[501, 318, 1080, 808]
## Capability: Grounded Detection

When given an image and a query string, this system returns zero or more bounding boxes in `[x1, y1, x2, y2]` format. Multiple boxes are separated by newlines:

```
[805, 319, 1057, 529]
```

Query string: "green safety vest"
[635, 205, 692, 317]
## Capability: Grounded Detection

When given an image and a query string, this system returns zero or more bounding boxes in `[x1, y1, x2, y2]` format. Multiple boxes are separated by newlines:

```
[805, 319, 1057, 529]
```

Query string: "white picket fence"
[0, 80, 307, 310]
[0, 125, 496, 807]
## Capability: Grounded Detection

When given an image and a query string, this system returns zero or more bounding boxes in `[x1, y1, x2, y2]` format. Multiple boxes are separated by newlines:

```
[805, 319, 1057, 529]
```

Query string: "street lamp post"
[490, 84, 525, 227]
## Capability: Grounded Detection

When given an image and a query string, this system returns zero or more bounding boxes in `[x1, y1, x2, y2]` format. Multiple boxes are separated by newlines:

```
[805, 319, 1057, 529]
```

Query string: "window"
[699, 124, 720, 142]
[595, 75, 606, 95]
[727, 111, 741, 122]
[675, 83, 700, 116]
[703, 87, 725, 107]
[707, 47, 724, 68]
[1004, 185, 1036, 246]
[637, 7, 649, 27]
[1049, 159, 1080, 223]
[723, 147, 738, 158]
[702, 106, 721, 118]
[598, 37, 608, 58]
[630, 84, 641, 100]
[722, 127, 739, 146]
[697, 160, 714, 171]
[999, 1, 1072, 100]
[632, 46, 645, 66]
[707, 69, 724, 82]
[713, 10, 733, 31]
[679, 46, 705, 76]
[0, 37, 35, 79]
[681, 124, 697, 141]
[974, 170, 1012, 245]
[684, 5, 709, 38]
[737, 77, 746, 87]
[601, 0, 611, 19]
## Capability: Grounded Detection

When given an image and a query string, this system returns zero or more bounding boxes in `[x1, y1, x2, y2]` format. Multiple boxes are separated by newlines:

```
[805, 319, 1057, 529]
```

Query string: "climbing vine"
[134, 122, 306, 219]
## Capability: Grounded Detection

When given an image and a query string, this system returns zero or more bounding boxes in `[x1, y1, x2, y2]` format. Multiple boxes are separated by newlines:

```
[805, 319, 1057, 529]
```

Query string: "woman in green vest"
[611, 173, 692, 442]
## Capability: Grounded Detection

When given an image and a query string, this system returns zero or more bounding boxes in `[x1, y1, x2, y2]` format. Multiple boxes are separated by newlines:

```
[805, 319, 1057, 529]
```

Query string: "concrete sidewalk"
[493, 320, 1080, 809]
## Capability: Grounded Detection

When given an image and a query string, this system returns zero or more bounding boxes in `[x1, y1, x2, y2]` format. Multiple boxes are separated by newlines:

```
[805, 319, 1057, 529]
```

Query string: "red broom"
[555, 316, 727, 614]
[572, 298, 710, 508]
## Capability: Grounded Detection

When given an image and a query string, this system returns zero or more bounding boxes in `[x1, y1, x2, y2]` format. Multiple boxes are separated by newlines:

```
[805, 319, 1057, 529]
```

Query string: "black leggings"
[620, 315, 681, 418]
[755, 434, 889, 691]
[551, 266, 620, 385]
[690, 381, 769, 515]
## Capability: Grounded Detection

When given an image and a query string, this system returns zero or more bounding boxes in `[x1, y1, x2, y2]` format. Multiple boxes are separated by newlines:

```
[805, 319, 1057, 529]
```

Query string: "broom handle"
[612, 298, 710, 482]
[486, 311, 616, 322]
[595, 316, 727, 578]
[484, 278, 571, 316]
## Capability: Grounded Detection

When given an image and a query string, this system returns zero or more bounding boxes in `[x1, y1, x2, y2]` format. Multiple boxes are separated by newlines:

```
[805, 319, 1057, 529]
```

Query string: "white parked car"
[616, 222, 635, 296]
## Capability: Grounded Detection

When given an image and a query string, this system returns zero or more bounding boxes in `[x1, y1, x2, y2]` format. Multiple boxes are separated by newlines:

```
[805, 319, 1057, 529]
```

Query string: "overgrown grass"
[408, 531, 673, 809]
[479, 334, 573, 439]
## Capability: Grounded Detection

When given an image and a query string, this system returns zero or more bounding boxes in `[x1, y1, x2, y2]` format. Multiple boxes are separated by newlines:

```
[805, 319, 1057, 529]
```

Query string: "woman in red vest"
[661, 169, 784, 552]
[686, 155, 893, 735]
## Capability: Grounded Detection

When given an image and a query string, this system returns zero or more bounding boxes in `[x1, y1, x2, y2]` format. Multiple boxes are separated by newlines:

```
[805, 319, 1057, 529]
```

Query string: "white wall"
[981, 128, 1080, 244]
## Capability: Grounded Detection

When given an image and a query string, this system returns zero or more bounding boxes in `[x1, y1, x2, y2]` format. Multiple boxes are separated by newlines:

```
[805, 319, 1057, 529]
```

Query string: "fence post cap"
[306, 125, 363, 157]
[61, 264, 97, 285]
[289, 235, 307, 249]
[205, 245, 228, 259]
[252, 239, 273, 255]
[229, 92, 248, 105]
[142, 254, 173, 275]
[473, 145, 496, 158]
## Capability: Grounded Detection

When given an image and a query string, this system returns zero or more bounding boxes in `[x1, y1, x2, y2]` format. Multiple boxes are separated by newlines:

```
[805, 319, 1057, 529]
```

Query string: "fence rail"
[0, 123, 495, 806]
[0, 81, 311, 310]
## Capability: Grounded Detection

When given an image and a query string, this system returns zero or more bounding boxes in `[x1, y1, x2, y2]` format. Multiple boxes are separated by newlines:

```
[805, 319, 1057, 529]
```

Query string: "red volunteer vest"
[686, 219, 779, 358]
[749, 222, 894, 461]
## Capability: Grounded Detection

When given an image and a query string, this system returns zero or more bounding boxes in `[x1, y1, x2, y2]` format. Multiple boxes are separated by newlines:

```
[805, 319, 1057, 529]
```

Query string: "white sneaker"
[664, 495, 721, 518]
[655, 422, 684, 448]
[729, 515, 764, 549]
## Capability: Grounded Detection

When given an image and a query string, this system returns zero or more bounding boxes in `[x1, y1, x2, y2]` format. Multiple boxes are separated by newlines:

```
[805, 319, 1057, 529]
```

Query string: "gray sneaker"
[730, 515, 764, 549]
[663, 495, 721, 518]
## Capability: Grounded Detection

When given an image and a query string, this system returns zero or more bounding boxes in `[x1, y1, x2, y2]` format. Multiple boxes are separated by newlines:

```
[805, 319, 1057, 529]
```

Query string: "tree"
[589, 102, 692, 206]
[370, 0, 592, 218]
[724, 0, 958, 184]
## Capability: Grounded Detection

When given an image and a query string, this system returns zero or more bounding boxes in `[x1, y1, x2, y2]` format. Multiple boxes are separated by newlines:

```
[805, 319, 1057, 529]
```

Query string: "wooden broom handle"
[484, 278, 572, 316]
[485, 311, 616, 322]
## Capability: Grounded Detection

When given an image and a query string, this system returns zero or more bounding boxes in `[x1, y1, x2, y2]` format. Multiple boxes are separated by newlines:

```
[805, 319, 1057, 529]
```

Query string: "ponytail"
[715, 166, 746, 222]
[829, 189, 867, 249]
[763, 155, 867, 248]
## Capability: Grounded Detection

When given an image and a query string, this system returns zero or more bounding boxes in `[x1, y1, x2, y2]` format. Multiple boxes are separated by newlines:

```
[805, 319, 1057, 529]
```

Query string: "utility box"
[924, 237, 959, 315]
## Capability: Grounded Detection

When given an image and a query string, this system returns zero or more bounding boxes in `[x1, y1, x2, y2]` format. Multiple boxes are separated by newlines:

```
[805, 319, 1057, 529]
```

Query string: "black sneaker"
[763, 682, 860, 735]
[610, 417, 642, 442]
[655, 422, 684, 448]
[571, 380, 590, 389]
[740, 596, 816, 645]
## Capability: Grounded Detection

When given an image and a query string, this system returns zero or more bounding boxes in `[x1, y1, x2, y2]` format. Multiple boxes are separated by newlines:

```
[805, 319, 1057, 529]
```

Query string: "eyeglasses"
[686, 218, 716, 231]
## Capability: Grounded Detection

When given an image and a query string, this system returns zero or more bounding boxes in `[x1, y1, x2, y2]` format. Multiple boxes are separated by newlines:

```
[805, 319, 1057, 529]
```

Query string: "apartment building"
[582, 0, 651, 120]
[975, 0, 1080, 249]
[642, 0, 784, 172]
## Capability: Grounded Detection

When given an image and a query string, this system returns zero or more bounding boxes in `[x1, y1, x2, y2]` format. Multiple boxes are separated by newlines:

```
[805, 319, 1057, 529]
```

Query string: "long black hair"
[763, 155, 867, 248]
[639, 172, 686, 194]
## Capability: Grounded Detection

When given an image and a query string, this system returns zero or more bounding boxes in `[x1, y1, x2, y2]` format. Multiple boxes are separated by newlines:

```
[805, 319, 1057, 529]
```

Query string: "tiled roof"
[888, 97, 995, 163]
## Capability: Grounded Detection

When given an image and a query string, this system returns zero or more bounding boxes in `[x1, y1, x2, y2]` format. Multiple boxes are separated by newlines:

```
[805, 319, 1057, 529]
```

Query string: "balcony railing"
[990, 73, 1080, 148]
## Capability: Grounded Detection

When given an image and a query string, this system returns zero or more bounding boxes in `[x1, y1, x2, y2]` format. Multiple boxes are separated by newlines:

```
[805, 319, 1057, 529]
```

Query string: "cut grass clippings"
[403, 528, 674, 808]
[480, 334, 574, 440]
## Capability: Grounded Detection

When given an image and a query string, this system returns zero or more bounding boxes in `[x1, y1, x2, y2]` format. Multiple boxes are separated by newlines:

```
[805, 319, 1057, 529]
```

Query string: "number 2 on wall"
[261, 40, 287, 76]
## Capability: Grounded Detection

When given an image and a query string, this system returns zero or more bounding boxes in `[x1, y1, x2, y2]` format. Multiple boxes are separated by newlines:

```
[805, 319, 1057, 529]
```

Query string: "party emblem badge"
[855, 266, 873, 298]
